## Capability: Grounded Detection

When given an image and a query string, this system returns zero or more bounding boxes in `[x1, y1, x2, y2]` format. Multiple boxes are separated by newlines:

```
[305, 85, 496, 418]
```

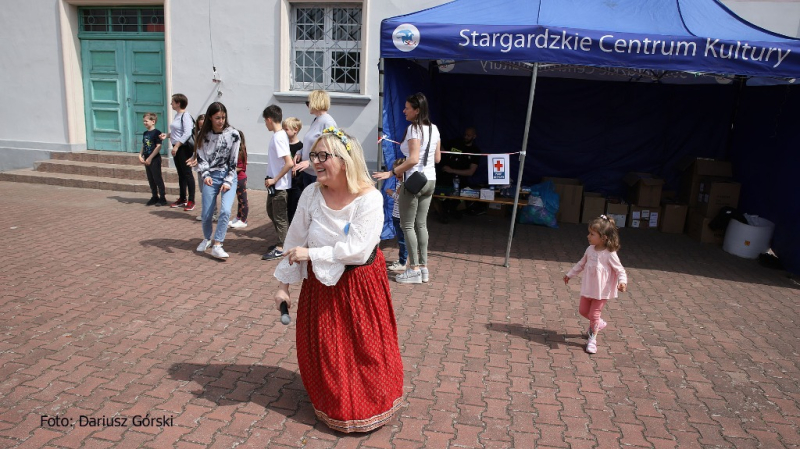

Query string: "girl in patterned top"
[194, 102, 240, 260]
[564, 215, 628, 354]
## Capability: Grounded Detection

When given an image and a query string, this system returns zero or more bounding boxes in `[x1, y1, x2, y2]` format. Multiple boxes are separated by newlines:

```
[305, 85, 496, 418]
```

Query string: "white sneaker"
[396, 269, 422, 284]
[210, 245, 229, 259]
[229, 218, 239, 226]
[586, 335, 598, 354]
[212, 213, 219, 222]
[196, 239, 212, 252]
[420, 267, 430, 283]
[196, 215, 203, 221]
[230, 220, 248, 229]
[387, 261, 406, 272]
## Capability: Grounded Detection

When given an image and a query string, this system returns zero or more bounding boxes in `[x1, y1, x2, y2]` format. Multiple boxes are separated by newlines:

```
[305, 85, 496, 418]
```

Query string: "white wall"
[0, 1, 82, 170]
[166, 0, 448, 181]
[721, 1, 800, 38]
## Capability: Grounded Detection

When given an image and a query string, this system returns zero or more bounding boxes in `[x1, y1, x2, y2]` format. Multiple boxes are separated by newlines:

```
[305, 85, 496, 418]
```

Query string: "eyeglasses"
[308, 151, 341, 163]
[305, 101, 310, 107]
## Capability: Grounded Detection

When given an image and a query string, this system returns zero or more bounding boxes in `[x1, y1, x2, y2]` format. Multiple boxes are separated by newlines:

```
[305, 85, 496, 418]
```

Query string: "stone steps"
[0, 150, 183, 196]
[0, 168, 182, 195]
[34, 159, 181, 183]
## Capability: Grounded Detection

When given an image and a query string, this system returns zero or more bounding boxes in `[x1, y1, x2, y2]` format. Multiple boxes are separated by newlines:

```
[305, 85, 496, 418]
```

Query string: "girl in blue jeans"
[194, 102, 241, 260]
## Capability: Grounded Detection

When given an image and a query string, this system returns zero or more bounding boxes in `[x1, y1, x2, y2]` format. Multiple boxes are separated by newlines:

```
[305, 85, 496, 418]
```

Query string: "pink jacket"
[567, 246, 628, 300]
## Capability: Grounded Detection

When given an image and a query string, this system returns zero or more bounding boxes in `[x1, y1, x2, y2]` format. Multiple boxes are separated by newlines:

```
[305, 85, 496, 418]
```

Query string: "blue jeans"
[201, 172, 237, 243]
[393, 216, 407, 265]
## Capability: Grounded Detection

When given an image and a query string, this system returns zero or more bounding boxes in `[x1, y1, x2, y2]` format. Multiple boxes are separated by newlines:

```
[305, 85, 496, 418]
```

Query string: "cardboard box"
[605, 202, 628, 228]
[659, 204, 688, 233]
[479, 188, 495, 201]
[679, 158, 733, 207]
[487, 202, 505, 216]
[582, 192, 606, 223]
[544, 177, 583, 224]
[628, 205, 660, 229]
[623, 172, 664, 207]
[697, 181, 741, 218]
[685, 208, 724, 244]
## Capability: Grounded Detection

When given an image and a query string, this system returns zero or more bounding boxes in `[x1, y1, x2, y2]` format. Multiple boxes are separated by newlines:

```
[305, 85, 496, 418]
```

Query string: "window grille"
[80, 7, 165, 34]
[291, 4, 362, 93]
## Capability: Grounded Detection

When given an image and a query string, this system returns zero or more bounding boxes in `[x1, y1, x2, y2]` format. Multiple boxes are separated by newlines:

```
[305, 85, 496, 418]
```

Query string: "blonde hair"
[282, 117, 302, 132]
[143, 112, 158, 123]
[312, 129, 374, 194]
[588, 215, 621, 252]
[307, 90, 331, 112]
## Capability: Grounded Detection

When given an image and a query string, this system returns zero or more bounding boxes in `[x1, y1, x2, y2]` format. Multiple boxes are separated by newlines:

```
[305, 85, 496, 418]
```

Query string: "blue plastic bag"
[518, 181, 559, 228]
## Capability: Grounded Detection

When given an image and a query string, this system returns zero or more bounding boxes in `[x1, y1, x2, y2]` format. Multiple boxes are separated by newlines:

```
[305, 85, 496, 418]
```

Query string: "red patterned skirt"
[296, 248, 404, 433]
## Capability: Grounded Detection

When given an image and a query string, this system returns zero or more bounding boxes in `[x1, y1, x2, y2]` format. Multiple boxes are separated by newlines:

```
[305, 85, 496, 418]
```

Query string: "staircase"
[0, 151, 181, 195]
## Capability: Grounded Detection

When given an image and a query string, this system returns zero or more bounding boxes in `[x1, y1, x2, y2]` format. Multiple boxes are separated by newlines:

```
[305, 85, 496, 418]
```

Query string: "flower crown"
[323, 126, 352, 152]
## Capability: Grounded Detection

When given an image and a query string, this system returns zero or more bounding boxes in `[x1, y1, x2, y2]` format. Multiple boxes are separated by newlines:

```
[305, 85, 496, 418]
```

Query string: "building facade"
[1, 0, 797, 185]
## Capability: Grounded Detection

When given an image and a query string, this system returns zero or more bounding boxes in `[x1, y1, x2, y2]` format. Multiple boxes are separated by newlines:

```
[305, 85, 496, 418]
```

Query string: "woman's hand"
[186, 156, 198, 167]
[618, 283, 627, 292]
[204, 177, 213, 186]
[274, 284, 290, 310]
[159, 132, 168, 140]
[563, 275, 570, 285]
[171, 144, 179, 156]
[283, 247, 309, 265]
[372, 171, 393, 181]
[221, 184, 230, 192]
[294, 160, 309, 174]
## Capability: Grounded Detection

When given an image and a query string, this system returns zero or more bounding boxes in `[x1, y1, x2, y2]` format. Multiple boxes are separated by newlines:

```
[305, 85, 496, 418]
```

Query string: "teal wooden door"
[82, 40, 165, 152]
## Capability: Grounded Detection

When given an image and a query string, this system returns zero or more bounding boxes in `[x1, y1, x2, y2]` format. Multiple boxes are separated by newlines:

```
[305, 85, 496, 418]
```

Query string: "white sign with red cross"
[487, 154, 510, 185]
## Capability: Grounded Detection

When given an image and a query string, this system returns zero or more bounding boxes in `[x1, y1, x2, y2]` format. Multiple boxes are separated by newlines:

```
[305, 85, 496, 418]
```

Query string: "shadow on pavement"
[107, 195, 149, 205]
[485, 322, 586, 349]
[149, 209, 200, 221]
[168, 363, 338, 435]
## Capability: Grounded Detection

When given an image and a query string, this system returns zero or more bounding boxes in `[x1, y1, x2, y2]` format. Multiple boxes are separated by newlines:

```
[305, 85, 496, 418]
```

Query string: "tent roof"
[380, 0, 800, 78]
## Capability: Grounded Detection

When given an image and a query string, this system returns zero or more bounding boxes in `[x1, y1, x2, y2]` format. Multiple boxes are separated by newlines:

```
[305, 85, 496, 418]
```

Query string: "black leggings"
[173, 145, 196, 202]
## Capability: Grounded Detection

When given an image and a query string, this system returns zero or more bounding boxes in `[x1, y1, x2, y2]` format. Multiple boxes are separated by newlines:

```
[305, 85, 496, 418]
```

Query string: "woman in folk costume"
[273, 127, 404, 432]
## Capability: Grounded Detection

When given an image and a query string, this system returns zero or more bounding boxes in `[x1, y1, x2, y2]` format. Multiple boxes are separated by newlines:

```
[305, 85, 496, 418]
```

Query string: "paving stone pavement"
[0, 181, 798, 449]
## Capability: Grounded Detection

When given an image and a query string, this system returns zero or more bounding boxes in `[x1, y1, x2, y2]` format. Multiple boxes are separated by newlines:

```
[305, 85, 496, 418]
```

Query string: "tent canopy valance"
[380, 0, 800, 79]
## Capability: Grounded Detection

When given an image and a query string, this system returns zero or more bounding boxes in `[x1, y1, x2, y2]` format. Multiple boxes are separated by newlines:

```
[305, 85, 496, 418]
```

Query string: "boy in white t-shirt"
[261, 105, 294, 261]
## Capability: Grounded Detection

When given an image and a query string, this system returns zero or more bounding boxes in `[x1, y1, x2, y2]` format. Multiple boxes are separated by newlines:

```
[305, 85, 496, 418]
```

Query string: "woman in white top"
[373, 92, 441, 284]
[273, 128, 404, 433]
[160, 93, 196, 211]
[293, 90, 338, 192]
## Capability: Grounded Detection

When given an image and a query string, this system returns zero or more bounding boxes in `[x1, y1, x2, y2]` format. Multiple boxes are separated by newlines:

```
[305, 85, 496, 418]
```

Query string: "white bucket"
[723, 215, 775, 259]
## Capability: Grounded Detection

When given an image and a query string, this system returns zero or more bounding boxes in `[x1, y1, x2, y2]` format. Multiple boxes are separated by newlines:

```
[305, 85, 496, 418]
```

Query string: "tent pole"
[504, 62, 539, 268]
[377, 58, 385, 172]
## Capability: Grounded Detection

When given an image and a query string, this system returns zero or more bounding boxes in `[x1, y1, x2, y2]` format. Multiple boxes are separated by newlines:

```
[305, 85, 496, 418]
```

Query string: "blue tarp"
[381, 0, 800, 78]
[379, 0, 800, 275]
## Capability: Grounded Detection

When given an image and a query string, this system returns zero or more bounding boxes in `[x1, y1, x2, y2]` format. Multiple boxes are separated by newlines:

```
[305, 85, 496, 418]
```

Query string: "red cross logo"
[494, 159, 504, 171]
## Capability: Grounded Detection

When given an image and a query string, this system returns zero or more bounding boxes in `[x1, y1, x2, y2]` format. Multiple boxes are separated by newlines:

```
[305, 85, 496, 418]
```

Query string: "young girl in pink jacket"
[564, 215, 628, 354]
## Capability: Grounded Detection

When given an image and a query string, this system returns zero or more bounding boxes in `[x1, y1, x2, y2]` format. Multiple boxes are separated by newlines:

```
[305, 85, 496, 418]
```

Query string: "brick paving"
[0, 180, 798, 448]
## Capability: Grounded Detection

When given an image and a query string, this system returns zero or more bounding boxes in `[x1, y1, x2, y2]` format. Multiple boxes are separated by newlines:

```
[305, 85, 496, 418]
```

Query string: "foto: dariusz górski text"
[40, 414, 174, 427]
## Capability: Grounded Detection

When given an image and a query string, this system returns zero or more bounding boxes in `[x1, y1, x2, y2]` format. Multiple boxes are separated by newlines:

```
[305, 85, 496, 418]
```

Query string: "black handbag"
[403, 124, 432, 195]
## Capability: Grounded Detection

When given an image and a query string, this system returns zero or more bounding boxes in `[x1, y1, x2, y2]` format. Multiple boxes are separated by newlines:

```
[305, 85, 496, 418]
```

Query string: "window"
[80, 7, 165, 34]
[291, 4, 362, 93]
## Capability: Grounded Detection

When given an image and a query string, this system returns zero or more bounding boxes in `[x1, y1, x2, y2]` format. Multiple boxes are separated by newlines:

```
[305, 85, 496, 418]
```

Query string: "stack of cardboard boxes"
[543, 177, 583, 224]
[549, 160, 737, 241]
[623, 172, 664, 230]
[680, 158, 740, 244]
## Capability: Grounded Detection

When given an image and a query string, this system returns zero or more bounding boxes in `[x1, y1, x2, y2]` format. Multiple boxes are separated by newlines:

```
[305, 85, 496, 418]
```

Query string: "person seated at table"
[435, 126, 479, 223]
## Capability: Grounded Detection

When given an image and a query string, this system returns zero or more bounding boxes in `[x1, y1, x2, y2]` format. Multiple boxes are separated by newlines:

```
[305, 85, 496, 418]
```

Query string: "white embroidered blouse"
[273, 184, 383, 287]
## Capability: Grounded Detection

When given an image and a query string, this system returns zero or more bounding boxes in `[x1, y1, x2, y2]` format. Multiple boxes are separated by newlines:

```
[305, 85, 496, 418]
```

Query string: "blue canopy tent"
[379, 0, 800, 273]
